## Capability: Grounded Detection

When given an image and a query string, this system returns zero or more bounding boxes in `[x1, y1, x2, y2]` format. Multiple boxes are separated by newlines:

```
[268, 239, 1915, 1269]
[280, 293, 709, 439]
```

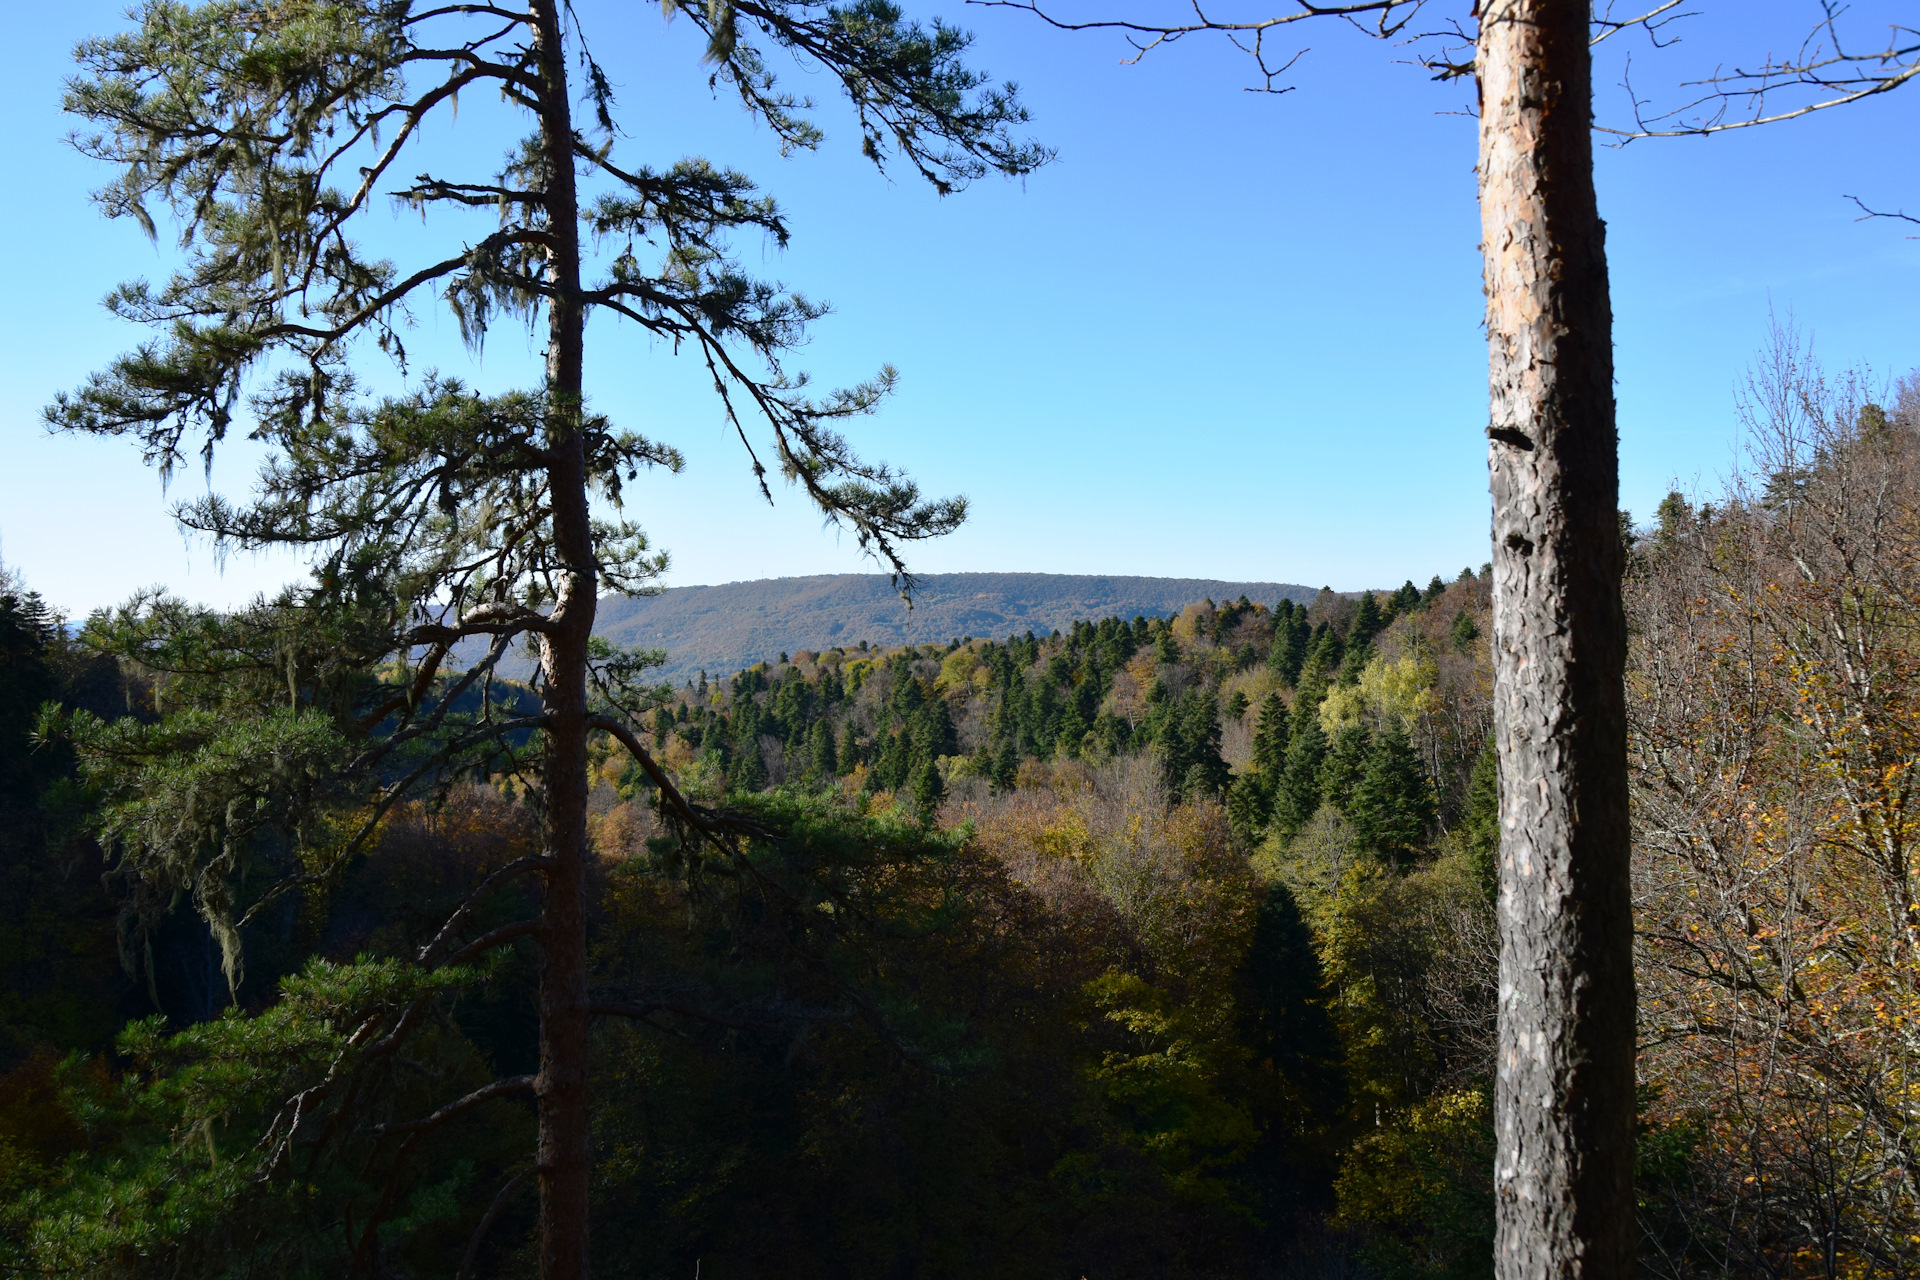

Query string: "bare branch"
[418, 855, 556, 967]
[436, 918, 540, 970]
[372, 1075, 536, 1138]
[455, 1164, 545, 1280]
[1847, 193, 1920, 237]
[589, 999, 746, 1031]
[589, 714, 779, 844]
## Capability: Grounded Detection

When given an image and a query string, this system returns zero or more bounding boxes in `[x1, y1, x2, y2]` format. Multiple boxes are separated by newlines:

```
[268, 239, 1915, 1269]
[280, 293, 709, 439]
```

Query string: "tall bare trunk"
[1477, 2, 1635, 1275]
[531, 2, 594, 1276]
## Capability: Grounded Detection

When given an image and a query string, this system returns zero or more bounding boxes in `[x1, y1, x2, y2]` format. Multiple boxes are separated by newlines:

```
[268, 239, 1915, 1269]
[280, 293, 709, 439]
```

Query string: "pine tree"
[41, 6, 1044, 1270]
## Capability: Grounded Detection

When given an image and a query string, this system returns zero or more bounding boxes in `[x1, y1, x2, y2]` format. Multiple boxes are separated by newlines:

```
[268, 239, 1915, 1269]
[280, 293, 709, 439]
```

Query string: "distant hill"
[588, 573, 1319, 683]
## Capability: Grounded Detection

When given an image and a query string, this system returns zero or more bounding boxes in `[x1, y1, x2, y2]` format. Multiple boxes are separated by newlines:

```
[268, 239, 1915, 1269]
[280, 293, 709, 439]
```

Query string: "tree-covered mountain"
[585, 573, 1321, 682]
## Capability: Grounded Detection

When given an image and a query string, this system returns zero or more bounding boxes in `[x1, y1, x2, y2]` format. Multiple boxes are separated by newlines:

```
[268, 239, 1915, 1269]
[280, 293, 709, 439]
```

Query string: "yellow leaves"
[1319, 653, 1437, 736]
[1036, 811, 1096, 863]
[934, 646, 979, 697]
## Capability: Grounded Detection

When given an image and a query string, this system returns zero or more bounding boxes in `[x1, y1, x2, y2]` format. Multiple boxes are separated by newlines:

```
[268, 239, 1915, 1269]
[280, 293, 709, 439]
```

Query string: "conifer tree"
[41, 3, 1043, 1275]
[1346, 721, 1436, 864]
[1155, 626, 1181, 664]
[1317, 723, 1372, 813]
[1251, 691, 1289, 777]
[1274, 717, 1328, 836]
[1350, 591, 1385, 649]
[838, 721, 862, 778]
[809, 718, 837, 778]
[911, 757, 944, 825]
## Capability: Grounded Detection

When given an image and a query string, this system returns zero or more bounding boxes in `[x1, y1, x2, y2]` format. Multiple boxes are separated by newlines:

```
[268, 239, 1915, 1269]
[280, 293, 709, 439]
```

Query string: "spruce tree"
[42, 3, 1043, 1275]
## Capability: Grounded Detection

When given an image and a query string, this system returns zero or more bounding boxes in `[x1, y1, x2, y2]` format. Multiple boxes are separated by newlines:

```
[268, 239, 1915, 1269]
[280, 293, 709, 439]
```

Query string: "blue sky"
[2, 1, 1916, 614]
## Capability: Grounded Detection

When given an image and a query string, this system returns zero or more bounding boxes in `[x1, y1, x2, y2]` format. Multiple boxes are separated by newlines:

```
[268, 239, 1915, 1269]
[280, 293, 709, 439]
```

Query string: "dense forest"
[9, 352, 1920, 1278]
[3, 358, 1920, 1280]
[5, 0, 1918, 1269]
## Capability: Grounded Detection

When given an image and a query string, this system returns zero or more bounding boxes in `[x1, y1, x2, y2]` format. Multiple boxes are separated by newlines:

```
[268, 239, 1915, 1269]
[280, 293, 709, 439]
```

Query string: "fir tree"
[1252, 692, 1290, 777]
[838, 721, 862, 778]
[809, 719, 837, 779]
[1318, 723, 1372, 813]
[1350, 591, 1385, 649]
[1274, 718, 1328, 836]
[911, 757, 944, 825]
[1346, 722, 1436, 864]
[1462, 736, 1499, 897]
[1451, 609, 1482, 654]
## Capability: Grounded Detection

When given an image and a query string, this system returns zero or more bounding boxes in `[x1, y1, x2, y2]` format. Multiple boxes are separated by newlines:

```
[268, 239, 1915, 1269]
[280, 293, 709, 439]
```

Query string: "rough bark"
[530, 2, 594, 1276]
[1477, 2, 1636, 1276]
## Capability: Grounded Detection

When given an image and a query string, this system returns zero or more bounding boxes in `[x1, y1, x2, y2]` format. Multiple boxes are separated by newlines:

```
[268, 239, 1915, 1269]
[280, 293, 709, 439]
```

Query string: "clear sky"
[2, 1, 1916, 615]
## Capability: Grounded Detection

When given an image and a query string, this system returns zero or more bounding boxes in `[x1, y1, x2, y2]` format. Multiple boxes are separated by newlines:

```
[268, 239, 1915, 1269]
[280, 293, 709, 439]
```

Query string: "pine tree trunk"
[531, 2, 595, 1276]
[1476, 2, 1636, 1275]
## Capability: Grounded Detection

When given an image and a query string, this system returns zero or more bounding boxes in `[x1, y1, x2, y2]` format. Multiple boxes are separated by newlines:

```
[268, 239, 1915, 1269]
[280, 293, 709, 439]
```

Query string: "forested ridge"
[579, 573, 1322, 684]
[10, 357, 1920, 1278]
[6, 0, 1919, 1272]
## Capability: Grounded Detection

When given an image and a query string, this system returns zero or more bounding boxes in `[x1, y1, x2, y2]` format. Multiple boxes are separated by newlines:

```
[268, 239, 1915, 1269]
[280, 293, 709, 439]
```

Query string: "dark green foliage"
[1461, 738, 1499, 897]
[1275, 719, 1330, 836]
[0, 593, 136, 1070]
[912, 758, 945, 824]
[1450, 609, 1480, 654]
[807, 718, 837, 777]
[1268, 601, 1311, 688]
[1350, 592, 1385, 650]
[1346, 724, 1437, 865]
[1252, 693, 1290, 777]
[1239, 884, 1345, 1217]
[1387, 580, 1421, 618]
[1318, 724, 1373, 814]
[1161, 692, 1229, 802]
